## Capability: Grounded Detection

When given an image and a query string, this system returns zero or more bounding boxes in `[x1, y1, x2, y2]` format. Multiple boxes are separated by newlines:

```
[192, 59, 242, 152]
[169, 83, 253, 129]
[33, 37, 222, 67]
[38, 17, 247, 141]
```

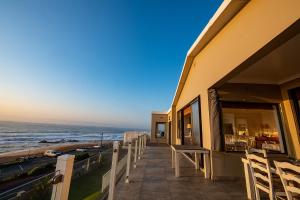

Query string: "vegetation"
[25, 178, 52, 200]
[75, 152, 90, 161]
[69, 150, 112, 200]
[0, 163, 55, 188]
[27, 163, 55, 176]
[84, 191, 101, 200]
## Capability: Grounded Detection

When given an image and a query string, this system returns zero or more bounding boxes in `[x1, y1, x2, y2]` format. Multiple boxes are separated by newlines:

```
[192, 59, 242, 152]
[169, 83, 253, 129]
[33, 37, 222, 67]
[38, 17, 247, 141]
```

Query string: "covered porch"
[114, 145, 247, 200]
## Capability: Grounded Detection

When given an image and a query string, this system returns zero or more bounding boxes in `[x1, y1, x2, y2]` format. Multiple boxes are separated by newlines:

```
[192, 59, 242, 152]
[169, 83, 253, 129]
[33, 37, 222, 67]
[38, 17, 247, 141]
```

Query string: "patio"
[114, 145, 247, 200]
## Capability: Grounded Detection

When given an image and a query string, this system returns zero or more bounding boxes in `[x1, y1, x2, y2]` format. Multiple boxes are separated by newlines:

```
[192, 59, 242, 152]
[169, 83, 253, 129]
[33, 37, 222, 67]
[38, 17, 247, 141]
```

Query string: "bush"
[27, 163, 55, 176]
[75, 152, 89, 161]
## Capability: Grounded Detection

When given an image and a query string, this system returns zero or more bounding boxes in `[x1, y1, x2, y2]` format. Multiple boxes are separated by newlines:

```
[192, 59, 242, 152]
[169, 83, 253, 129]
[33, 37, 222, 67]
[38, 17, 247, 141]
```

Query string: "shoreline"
[0, 141, 114, 164]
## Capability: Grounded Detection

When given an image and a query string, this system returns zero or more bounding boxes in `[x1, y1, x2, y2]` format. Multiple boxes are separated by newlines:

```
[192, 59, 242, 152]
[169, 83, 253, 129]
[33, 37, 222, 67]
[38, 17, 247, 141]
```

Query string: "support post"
[125, 139, 132, 183]
[108, 141, 119, 200]
[138, 136, 142, 159]
[134, 139, 138, 168]
[51, 154, 75, 200]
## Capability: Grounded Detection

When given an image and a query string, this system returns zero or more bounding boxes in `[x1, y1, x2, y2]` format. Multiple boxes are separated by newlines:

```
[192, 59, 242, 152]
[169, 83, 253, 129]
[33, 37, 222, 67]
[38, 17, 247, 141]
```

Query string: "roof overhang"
[171, 0, 249, 107]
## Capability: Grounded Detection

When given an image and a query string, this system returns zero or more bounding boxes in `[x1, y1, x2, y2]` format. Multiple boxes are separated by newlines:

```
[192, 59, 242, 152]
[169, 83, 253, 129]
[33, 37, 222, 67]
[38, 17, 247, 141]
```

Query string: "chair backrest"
[245, 148, 267, 158]
[246, 153, 274, 200]
[274, 161, 300, 200]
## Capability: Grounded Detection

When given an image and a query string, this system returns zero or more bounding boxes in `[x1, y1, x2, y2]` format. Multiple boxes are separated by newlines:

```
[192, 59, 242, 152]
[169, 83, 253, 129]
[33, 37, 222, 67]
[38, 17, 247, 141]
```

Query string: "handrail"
[0, 170, 57, 200]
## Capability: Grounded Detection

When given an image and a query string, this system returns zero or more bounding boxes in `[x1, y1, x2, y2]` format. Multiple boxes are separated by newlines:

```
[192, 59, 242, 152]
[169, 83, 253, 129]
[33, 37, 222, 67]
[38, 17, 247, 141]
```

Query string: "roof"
[151, 111, 169, 115]
[171, 0, 249, 107]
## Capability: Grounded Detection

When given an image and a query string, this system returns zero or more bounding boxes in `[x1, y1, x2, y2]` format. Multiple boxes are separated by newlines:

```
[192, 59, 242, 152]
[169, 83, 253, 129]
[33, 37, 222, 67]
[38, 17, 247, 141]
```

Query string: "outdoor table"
[171, 145, 210, 179]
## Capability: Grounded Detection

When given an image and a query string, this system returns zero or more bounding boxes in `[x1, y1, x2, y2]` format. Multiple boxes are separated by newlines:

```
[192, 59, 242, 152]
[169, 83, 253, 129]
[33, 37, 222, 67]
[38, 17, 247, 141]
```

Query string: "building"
[151, 0, 300, 180]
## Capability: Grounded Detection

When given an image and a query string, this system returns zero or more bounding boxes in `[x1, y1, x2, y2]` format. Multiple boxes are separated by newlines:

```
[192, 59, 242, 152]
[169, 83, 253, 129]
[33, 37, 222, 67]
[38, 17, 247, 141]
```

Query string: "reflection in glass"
[221, 102, 285, 153]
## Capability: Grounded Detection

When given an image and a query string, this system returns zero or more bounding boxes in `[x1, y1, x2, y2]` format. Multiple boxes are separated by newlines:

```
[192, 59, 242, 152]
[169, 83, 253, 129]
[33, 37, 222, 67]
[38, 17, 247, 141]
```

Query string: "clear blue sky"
[0, 0, 222, 129]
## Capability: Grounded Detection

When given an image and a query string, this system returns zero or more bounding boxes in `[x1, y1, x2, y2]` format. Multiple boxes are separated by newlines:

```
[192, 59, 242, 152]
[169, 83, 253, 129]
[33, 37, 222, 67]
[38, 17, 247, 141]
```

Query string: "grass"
[83, 191, 101, 200]
[68, 150, 112, 200]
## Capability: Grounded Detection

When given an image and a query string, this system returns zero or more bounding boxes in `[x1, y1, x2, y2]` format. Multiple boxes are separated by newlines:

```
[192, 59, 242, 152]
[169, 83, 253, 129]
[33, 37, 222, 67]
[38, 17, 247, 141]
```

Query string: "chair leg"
[254, 187, 261, 200]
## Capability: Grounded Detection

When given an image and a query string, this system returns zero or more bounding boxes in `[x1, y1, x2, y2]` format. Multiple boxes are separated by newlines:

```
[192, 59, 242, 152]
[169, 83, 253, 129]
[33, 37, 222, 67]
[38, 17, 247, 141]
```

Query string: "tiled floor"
[115, 145, 247, 200]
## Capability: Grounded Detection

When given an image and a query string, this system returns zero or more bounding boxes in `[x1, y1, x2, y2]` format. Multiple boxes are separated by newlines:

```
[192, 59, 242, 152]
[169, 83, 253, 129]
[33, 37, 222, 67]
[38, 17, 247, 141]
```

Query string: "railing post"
[138, 135, 142, 159]
[144, 134, 147, 149]
[125, 139, 132, 183]
[134, 139, 138, 168]
[141, 135, 144, 155]
[51, 154, 75, 200]
[98, 153, 102, 163]
[86, 158, 90, 172]
[108, 141, 119, 200]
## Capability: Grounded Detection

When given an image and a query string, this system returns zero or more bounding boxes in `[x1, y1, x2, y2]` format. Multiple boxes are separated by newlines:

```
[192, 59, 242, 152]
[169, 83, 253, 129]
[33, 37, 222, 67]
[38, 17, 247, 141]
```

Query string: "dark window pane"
[191, 101, 201, 145]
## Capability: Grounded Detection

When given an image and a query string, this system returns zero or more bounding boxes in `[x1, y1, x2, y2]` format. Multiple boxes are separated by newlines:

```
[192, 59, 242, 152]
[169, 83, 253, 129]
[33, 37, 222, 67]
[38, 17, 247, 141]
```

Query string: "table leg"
[175, 151, 180, 177]
[171, 149, 175, 168]
[195, 152, 199, 170]
[203, 153, 211, 179]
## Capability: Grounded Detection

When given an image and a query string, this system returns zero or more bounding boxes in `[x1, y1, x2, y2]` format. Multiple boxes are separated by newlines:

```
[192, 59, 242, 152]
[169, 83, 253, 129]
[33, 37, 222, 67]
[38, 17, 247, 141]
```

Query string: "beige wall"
[280, 78, 300, 159]
[175, 0, 300, 151]
[151, 113, 168, 143]
[171, 1, 300, 179]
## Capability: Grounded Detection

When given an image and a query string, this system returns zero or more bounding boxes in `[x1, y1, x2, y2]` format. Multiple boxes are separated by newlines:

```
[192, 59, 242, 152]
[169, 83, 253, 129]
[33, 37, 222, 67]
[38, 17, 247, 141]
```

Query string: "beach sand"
[0, 141, 113, 164]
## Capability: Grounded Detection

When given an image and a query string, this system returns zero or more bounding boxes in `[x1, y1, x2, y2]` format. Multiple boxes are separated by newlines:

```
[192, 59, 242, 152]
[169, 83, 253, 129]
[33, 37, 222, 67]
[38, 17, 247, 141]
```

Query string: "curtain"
[208, 88, 222, 151]
[177, 111, 182, 140]
[191, 101, 201, 145]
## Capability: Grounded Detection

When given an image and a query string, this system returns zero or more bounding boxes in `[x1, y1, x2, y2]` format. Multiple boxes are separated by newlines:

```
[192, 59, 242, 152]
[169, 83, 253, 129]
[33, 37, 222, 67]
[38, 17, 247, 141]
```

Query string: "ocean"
[0, 121, 130, 153]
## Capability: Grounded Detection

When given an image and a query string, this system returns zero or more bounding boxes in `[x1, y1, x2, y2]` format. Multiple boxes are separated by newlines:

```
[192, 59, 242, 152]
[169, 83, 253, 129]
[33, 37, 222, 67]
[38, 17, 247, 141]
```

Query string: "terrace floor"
[115, 145, 247, 200]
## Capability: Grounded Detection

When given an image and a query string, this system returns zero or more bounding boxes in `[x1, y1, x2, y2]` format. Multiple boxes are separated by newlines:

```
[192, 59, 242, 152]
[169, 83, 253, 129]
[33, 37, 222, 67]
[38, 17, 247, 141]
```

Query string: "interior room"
[216, 31, 300, 156]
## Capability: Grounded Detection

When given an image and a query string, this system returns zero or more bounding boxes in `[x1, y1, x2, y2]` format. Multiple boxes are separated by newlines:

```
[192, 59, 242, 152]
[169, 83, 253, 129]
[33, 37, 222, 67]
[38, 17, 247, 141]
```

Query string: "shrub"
[75, 152, 89, 161]
[27, 163, 55, 176]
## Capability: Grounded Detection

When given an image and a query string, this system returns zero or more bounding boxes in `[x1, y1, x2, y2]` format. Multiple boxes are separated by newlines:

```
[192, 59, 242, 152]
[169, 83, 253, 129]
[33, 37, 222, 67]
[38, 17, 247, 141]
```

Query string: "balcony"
[114, 144, 247, 200]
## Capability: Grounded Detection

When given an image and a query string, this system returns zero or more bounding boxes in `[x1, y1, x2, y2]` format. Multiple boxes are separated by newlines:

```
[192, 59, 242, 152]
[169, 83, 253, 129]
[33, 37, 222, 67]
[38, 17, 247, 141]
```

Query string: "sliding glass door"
[191, 100, 202, 146]
[290, 87, 300, 139]
[177, 97, 202, 146]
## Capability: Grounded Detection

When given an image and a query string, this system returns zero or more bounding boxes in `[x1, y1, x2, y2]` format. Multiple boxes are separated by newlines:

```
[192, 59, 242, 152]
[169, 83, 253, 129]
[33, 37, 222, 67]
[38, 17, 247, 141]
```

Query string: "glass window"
[183, 106, 192, 145]
[156, 123, 166, 138]
[177, 98, 202, 146]
[221, 102, 285, 153]
[191, 100, 201, 146]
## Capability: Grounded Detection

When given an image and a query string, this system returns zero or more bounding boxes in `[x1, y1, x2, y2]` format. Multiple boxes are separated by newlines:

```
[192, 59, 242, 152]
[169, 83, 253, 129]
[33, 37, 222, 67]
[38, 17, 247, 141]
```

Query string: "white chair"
[274, 161, 300, 200]
[246, 154, 285, 200]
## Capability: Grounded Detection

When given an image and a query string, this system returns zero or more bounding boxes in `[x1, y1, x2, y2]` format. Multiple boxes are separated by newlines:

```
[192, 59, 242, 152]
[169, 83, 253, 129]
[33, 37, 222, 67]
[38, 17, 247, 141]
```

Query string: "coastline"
[0, 141, 113, 164]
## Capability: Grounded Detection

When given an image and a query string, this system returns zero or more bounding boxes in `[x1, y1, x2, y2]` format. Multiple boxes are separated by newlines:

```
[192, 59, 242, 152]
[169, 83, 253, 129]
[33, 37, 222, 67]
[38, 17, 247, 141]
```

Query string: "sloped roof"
[171, 0, 249, 107]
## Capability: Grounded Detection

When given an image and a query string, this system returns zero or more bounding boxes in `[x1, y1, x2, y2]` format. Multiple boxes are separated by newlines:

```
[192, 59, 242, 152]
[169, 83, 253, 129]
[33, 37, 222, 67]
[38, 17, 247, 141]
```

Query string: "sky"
[0, 0, 222, 129]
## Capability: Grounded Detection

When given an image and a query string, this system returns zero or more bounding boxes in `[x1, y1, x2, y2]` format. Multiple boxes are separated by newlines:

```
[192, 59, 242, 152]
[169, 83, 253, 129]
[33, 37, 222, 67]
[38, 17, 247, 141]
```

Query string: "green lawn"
[68, 150, 112, 200]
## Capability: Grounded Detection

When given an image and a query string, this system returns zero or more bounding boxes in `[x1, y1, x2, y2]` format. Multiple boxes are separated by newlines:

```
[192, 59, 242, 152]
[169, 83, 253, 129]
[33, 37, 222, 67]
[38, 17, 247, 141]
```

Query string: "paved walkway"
[115, 145, 247, 200]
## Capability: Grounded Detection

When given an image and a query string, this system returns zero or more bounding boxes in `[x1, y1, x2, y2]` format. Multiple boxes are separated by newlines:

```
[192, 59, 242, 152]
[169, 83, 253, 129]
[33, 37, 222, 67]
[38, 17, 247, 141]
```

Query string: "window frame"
[289, 87, 300, 140]
[176, 96, 203, 146]
[155, 122, 167, 139]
